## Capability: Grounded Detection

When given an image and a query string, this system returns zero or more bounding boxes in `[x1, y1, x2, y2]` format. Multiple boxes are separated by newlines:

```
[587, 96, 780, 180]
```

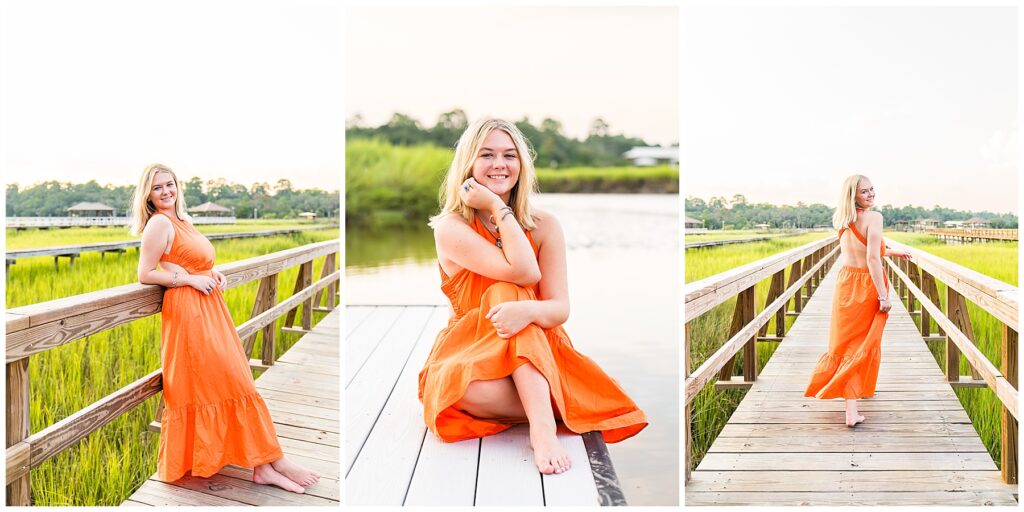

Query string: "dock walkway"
[345, 305, 624, 506]
[686, 263, 1019, 506]
[121, 308, 340, 506]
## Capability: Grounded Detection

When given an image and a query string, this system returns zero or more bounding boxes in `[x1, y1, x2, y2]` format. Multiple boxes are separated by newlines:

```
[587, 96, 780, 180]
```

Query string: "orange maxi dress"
[805, 216, 889, 400]
[155, 212, 282, 482]
[418, 217, 648, 443]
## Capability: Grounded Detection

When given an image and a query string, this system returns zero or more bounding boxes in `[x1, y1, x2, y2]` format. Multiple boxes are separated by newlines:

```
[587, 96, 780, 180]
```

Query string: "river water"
[346, 193, 679, 505]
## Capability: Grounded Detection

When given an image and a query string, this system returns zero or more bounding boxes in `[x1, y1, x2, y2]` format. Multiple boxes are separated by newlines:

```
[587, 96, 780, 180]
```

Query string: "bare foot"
[271, 456, 321, 487]
[845, 413, 866, 427]
[530, 426, 571, 475]
[253, 463, 304, 493]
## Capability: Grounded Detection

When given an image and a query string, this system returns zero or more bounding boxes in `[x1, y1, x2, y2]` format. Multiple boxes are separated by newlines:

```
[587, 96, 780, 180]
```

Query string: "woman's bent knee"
[481, 282, 533, 308]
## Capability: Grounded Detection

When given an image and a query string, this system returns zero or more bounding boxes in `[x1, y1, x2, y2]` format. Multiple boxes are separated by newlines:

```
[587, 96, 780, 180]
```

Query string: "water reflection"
[346, 193, 679, 506]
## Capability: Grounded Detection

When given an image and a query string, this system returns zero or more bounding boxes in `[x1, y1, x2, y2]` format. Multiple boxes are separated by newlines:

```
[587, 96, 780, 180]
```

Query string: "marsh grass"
[345, 138, 679, 227]
[6, 229, 338, 505]
[686, 230, 1018, 474]
[685, 229, 795, 242]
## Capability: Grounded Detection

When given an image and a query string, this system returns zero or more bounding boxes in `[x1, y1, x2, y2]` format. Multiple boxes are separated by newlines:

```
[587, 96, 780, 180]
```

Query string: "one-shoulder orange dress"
[418, 216, 648, 443]
[805, 213, 889, 399]
[155, 212, 282, 482]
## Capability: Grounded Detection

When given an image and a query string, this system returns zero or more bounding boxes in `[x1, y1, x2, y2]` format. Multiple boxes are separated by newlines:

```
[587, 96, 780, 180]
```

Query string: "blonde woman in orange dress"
[132, 164, 320, 492]
[419, 118, 647, 475]
[805, 174, 912, 426]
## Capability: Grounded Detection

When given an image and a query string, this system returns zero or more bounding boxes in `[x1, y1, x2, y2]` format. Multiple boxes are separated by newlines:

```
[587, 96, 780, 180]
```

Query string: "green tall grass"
[345, 138, 679, 227]
[6, 229, 338, 505]
[6, 219, 329, 250]
[686, 230, 1018, 474]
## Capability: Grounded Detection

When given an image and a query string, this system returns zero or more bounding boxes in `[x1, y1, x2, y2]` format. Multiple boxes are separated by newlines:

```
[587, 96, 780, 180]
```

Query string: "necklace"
[477, 213, 502, 248]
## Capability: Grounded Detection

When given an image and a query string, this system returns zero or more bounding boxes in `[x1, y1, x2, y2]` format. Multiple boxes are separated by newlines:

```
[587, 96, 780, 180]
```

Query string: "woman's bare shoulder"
[433, 213, 471, 240]
[143, 213, 172, 232]
[864, 210, 884, 224]
[530, 208, 563, 242]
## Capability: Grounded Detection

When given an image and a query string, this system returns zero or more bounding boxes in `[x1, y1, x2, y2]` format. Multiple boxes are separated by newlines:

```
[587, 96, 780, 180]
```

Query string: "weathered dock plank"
[122, 308, 340, 506]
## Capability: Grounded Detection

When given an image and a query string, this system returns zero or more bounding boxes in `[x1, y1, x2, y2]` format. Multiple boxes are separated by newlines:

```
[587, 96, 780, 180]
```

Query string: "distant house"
[944, 220, 965, 228]
[298, 212, 318, 222]
[684, 215, 704, 229]
[623, 146, 679, 167]
[188, 201, 233, 217]
[914, 218, 940, 232]
[67, 202, 115, 217]
[964, 217, 991, 229]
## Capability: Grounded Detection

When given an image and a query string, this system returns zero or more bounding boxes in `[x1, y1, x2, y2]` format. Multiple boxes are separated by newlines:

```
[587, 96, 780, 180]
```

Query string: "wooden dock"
[685, 232, 804, 249]
[121, 308, 340, 506]
[6, 225, 338, 269]
[686, 263, 1019, 505]
[345, 305, 625, 506]
[926, 228, 1018, 242]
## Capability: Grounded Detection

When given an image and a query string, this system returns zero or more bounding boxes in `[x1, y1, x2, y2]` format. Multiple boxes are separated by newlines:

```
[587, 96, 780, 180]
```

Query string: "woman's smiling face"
[855, 178, 875, 208]
[149, 171, 178, 212]
[471, 129, 521, 202]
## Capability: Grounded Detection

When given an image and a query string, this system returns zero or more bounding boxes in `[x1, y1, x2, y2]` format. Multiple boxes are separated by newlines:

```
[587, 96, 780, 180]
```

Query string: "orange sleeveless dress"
[155, 212, 282, 482]
[417, 216, 648, 443]
[805, 214, 889, 400]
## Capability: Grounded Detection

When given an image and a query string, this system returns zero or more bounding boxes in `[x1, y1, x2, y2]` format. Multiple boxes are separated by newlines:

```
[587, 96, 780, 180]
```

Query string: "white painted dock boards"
[345, 305, 604, 506]
[686, 263, 1019, 506]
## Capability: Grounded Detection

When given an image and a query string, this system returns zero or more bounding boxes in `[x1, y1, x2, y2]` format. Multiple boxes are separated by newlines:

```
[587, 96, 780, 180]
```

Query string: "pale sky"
[1, 0, 342, 191]
[682, 6, 1017, 213]
[345, 6, 679, 147]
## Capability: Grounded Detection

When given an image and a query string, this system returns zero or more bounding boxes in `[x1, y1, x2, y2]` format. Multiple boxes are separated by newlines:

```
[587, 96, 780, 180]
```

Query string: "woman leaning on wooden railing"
[5, 239, 340, 505]
[882, 238, 1018, 484]
[684, 236, 841, 481]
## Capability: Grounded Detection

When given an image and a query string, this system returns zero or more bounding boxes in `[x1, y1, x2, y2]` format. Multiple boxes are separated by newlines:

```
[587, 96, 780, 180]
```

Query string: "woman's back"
[838, 210, 876, 268]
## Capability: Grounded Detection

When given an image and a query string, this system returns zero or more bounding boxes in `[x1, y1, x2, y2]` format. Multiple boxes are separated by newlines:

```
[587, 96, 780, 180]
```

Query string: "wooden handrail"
[5, 239, 340, 504]
[685, 243, 840, 405]
[925, 228, 1018, 240]
[686, 236, 837, 319]
[884, 239, 1017, 330]
[6, 239, 339, 362]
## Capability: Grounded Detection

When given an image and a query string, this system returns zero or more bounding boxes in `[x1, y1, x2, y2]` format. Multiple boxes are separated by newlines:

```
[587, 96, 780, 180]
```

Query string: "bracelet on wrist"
[171, 271, 179, 287]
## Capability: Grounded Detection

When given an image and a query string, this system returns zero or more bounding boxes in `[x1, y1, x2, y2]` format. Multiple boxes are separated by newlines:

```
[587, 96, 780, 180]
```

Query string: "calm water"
[346, 193, 679, 506]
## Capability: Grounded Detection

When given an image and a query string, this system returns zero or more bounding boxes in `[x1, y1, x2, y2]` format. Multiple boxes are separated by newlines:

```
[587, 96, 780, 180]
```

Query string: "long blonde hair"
[428, 117, 540, 230]
[832, 174, 869, 230]
[129, 163, 189, 236]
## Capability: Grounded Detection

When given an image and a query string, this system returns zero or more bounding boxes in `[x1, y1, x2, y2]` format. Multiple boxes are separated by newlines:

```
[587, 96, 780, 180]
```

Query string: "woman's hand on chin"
[485, 301, 535, 339]
[459, 177, 502, 212]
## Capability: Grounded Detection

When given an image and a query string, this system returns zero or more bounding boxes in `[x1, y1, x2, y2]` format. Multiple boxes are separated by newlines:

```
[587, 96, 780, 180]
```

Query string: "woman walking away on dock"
[419, 118, 647, 475]
[132, 164, 320, 493]
[805, 174, 912, 426]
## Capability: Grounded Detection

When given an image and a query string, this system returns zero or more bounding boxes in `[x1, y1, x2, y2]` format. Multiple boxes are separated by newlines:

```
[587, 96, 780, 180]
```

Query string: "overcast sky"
[682, 6, 1017, 213]
[346, 6, 679, 147]
[1, 0, 342, 190]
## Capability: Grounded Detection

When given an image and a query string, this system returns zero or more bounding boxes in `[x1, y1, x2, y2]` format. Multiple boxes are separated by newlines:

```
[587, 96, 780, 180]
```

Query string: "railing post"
[1002, 325, 1018, 484]
[7, 358, 30, 505]
[761, 269, 787, 338]
[312, 253, 338, 310]
[300, 261, 314, 330]
[717, 285, 756, 382]
[243, 274, 278, 358]
[946, 287, 982, 380]
[921, 270, 944, 337]
[945, 287, 965, 382]
[788, 259, 803, 313]
[740, 286, 757, 381]
[261, 275, 279, 366]
[684, 321, 691, 483]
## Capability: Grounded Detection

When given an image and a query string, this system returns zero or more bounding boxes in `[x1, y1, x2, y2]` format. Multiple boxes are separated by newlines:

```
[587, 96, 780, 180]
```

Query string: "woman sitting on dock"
[419, 118, 648, 475]
[132, 163, 320, 493]
[805, 174, 912, 426]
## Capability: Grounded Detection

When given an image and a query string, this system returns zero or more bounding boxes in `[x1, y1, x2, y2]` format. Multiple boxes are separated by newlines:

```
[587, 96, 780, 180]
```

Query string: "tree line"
[6, 179, 339, 220]
[687, 195, 1019, 229]
[346, 108, 667, 168]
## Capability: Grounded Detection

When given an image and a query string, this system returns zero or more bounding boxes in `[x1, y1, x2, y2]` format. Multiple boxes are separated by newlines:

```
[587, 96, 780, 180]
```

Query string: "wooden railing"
[683, 236, 841, 482]
[4, 239, 340, 505]
[926, 228, 1019, 241]
[883, 238, 1018, 484]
